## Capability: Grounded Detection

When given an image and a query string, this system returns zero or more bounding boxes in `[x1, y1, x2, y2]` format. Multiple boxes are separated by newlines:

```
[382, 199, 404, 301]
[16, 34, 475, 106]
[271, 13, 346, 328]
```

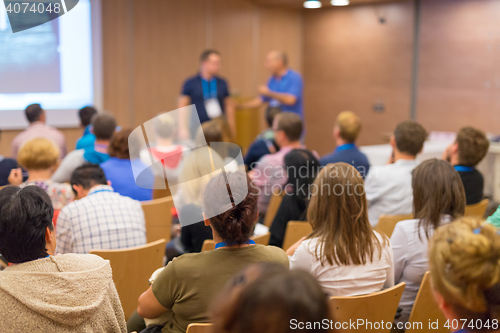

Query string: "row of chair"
[183, 271, 447, 333]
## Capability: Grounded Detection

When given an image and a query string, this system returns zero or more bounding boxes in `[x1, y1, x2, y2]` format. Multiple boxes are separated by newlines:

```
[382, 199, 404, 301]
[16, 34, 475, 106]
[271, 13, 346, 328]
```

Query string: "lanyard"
[336, 143, 356, 152]
[454, 165, 474, 172]
[88, 189, 113, 196]
[201, 77, 218, 100]
[215, 239, 256, 249]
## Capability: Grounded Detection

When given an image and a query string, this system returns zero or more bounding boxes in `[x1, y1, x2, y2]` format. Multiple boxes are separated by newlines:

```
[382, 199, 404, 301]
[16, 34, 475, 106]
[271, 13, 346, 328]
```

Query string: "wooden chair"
[375, 214, 414, 238]
[141, 196, 174, 243]
[252, 232, 271, 245]
[201, 232, 271, 252]
[263, 190, 285, 228]
[282, 221, 312, 251]
[405, 272, 448, 333]
[152, 177, 172, 199]
[186, 323, 213, 333]
[464, 198, 489, 218]
[329, 282, 406, 333]
[90, 239, 167, 320]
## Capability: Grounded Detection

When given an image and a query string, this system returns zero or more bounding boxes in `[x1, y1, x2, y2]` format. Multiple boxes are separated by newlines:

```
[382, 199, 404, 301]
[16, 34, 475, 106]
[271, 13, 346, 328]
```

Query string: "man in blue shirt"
[75, 106, 98, 150]
[240, 51, 304, 118]
[320, 111, 370, 178]
[178, 50, 235, 139]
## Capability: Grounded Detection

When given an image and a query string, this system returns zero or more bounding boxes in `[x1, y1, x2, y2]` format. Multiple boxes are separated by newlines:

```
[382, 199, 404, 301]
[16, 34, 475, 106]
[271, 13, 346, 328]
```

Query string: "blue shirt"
[181, 74, 230, 126]
[100, 157, 154, 202]
[262, 69, 303, 117]
[320, 143, 370, 178]
[76, 126, 96, 150]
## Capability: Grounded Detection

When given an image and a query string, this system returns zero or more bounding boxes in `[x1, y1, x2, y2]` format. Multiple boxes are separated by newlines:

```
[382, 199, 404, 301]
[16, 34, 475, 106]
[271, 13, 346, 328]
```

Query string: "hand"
[8, 168, 23, 186]
[286, 236, 307, 256]
[258, 85, 271, 97]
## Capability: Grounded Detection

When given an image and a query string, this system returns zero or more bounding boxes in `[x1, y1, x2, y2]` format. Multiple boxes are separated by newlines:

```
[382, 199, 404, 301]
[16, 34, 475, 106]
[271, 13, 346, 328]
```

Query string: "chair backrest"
[405, 272, 448, 333]
[375, 214, 414, 238]
[90, 239, 167, 320]
[252, 232, 271, 245]
[464, 198, 489, 218]
[282, 221, 312, 251]
[263, 190, 285, 228]
[186, 323, 213, 333]
[201, 232, 271, 252]
[141, 196, 174, 243]
[329, 282, 406, 333]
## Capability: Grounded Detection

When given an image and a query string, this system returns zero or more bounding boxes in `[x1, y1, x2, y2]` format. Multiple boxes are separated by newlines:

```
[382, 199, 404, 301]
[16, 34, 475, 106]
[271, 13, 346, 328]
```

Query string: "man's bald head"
[265, 50, 288, 74]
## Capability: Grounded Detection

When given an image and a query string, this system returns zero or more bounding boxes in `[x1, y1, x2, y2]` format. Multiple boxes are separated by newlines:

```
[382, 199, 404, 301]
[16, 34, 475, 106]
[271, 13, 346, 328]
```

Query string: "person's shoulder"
[215, 75, 228, 85]
[251, 244, 289, 263]
[183, 75, 199, 86]
[392, 218, 419, 236]
[320, 151, 336, 165]
[65, 149, 85, 160]
[51, 253, 109, 271]
[288, 69, 302, 79]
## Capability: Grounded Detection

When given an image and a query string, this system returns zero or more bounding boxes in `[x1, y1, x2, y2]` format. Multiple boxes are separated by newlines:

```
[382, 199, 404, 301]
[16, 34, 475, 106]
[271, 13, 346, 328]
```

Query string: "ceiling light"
[304, 0, 322, 9]
[331, 0, 349, 6]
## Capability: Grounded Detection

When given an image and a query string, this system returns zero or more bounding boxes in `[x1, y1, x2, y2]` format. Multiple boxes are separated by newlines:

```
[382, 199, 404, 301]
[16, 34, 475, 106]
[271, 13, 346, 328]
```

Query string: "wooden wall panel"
[303, 2, 414, 155]
[416, 0, 500, 133]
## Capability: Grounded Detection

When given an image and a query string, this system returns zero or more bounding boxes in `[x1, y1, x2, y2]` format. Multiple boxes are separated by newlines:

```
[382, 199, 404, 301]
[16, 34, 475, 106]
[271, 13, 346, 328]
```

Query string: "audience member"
[288, 163, 394, 296]
[52, 113, 116, 183]
[56, 164, 146, 254]
[487, 207, 500, 229]
[443, 126, 490, 205]
[364, 120, 427, 226]
[211, 264, 331, 333]
[8, 137, 73, 210]
[0, 186, 126, 332]
[244, 106, 281, 170]
[391, 159, 465, 326]
[101, 129, 154, 201]
[269, 149, 320, 247]
[0, 129, 18, 186]
[249, 112, 305, 215]
[134, 172, 288, 333]
[76, 106, 98, 150]
[320, 111, 370, 178]
[11, 103, 67, 159]
[429, 217, 500, 333]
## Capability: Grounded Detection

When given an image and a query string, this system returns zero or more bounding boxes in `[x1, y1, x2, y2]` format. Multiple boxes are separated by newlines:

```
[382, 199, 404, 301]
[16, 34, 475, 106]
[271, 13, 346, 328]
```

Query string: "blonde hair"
[429, 217, 500, 328]
[179, 146, 224, 205]
[17, 137, 59, 170]
[336, 111, 362, 143]
[307, 163, 387, 266]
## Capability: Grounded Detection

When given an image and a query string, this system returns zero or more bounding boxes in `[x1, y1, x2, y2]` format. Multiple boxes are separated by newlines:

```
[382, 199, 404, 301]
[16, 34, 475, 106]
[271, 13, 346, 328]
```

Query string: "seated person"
[391, 159, 466, 326]
[364, 120, 427, 226]
[8, 137, 74, 210]
[249, 112, 306, 215]
[443, 126, 489, 205]
[211, 263, 331, 333]
[52, 113, 117, 183]
[320, 111, 370, 178]
[11, 103, 67, 159]
[429, 217, 500, 333]
[56, 164, 146, 254]
[134, 172, 288, 333]
[101, 129, 154, 201]
[0, 129, 19, 186]
[269, 149, 320, 247]
[76, 106, 98, 150]
[0, 186, 126, 332]
[288, 163, 394, 296]
[244, 106, 281, 170]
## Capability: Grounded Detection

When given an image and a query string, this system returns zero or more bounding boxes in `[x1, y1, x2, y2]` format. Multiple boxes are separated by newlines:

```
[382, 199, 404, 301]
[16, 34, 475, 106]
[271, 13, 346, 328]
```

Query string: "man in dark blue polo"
[178, 50, 235, 139]
[320, 111, 370, 178]
[240, 51, 303, 118]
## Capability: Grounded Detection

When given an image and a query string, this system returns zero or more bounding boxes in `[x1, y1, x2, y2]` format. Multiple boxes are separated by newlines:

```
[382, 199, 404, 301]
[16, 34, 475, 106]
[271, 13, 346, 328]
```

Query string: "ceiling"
[250, 0, 405, 8]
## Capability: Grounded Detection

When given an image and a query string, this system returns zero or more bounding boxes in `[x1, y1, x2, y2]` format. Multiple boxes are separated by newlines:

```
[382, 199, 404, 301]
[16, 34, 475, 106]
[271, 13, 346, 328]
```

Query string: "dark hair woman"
[269, 149, 320, 247]
[391, 158, 465, 327]
[136, 171, 288, 333]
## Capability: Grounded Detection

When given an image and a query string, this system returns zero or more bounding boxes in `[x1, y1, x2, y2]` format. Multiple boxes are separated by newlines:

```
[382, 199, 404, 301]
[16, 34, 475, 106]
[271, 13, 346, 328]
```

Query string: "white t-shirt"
[391, 216, 452, 325]
[289, 231, 394, 297]
[364, 159, 420, 226]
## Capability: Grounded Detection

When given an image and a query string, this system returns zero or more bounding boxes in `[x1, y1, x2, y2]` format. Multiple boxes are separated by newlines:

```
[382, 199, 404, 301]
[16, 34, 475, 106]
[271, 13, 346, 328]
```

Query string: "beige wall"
[303, 1, 415, 155]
